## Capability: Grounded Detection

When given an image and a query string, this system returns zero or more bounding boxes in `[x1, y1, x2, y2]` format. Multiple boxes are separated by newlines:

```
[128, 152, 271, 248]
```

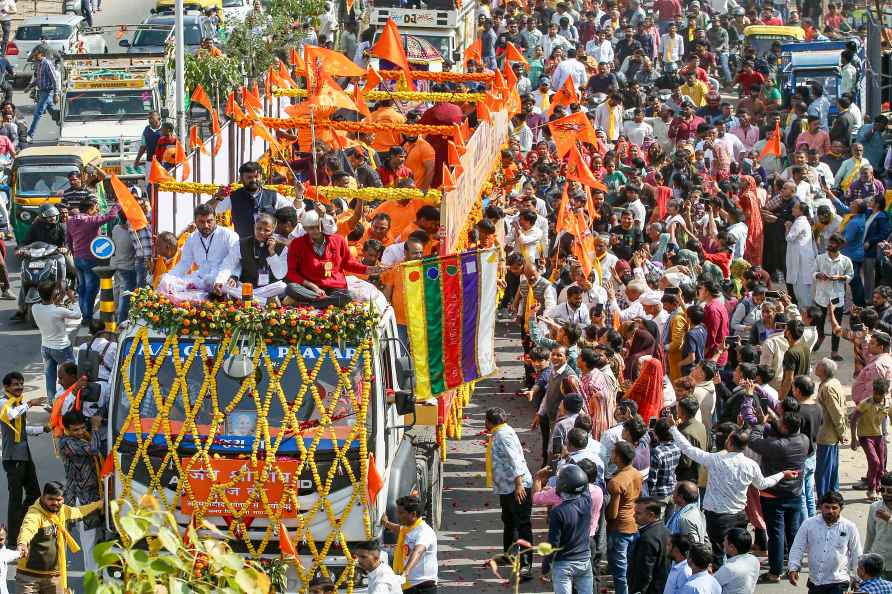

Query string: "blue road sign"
[90, 236, 115, 259]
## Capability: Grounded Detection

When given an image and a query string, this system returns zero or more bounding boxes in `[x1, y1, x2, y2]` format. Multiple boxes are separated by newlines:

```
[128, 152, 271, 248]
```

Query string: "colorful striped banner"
[403, 248, 499, 399]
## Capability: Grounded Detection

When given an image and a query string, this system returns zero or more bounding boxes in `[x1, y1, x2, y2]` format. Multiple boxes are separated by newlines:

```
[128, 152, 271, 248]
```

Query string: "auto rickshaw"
[743, 25, 806, 56]
[10, 146, 106, 243]
[154, 0, 221, 13]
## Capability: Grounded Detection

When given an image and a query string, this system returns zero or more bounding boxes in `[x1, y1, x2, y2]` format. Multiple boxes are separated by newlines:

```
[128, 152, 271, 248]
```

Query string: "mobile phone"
[664, 286, 680, 296]
[766, 290, 781, 299]
[852, 322, 865, 332]
[725, 336, 740, 347]
[592, 303, 605, 317]
[648, 418, 657, 429]
[774, 321, 787, 330]
[831, 297, 841, 305]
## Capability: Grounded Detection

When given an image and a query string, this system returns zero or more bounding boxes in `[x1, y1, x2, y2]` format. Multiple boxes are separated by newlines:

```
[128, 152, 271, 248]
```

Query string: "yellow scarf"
[485, 424, 508, 488]
[664, 35, 675, 61]
[394, 517, 424, 588]
[841, 157, 863, 193]
[37, 504, 80, 593]
[0, 391, 23, 442]
[607, 106, 616, 140]
[593, 251, 605, 287]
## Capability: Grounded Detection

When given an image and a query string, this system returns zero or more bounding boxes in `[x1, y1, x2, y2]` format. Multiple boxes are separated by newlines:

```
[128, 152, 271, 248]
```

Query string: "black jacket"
[546, 492, 592, 564]
[628, 521, 671, 594]
[749, 425, 809, 498]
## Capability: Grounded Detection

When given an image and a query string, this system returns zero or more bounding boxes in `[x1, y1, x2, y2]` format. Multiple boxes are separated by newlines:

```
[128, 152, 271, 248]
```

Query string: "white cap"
[301, 210, 321, 228]
[640, 290, 664, 306]
[321, 214, 337, 235]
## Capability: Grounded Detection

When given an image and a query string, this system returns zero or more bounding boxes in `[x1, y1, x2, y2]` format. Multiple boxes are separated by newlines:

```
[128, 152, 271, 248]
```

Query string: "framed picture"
[227, 411, 258, 436]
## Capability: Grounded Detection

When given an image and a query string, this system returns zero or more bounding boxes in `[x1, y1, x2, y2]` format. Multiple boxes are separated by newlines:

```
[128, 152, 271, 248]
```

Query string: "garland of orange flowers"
[271, 87, 487, 103]
[258, 116, 457, 135]
[378, 70, 496, 82]
[156, 181, 442, 202]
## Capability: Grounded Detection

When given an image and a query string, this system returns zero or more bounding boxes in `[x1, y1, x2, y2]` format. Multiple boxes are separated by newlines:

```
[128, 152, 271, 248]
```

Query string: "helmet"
[732, 6, 745, 15]
[555, 464, 588, 496]
[38, 204, 59, 219]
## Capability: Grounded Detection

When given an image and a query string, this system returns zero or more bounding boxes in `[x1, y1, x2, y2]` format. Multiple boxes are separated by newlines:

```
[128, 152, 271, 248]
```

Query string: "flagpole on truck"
[175, 0, 186, 141]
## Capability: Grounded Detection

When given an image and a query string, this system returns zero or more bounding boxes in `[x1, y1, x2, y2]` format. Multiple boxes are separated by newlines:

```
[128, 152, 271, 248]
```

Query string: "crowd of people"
[0, 0, 891, 589]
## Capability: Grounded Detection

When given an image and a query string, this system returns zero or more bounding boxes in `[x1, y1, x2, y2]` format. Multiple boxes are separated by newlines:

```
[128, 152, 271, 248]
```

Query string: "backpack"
[77, 335, 113, 383]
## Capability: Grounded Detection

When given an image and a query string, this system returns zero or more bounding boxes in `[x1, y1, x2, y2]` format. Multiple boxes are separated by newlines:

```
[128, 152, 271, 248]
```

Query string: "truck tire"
[413, 438, 443, 531]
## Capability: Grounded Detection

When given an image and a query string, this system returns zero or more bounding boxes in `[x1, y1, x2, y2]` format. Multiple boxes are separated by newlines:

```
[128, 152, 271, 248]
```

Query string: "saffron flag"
[565, 146, 607, 190]
[548, 111, 599, 157]
[174, 140, 190, 181]
[546, 77, 579, 115]
[464, 38, 482, 65]
[211, 109, 222, 156]
[402, 248, 499, 399]
[304, 44, 365, 79]
[278, 60, 296, 87]
[190, 84, 212, 111]
[504, 42, 528, 66]
[148, 158, 173, 184]
[370, 18, 413, 90]
[290, 47, 305, 73]
[441, 163, 456, 191]
[188, 125, 208, 154]
[760, 120, 783, 160]
[99, 451, 115, 478]
[367, 453, 384, 503]
[278, 524, 297, 558]
[110, 174, 149, 231]
[363, 67, 383, 93]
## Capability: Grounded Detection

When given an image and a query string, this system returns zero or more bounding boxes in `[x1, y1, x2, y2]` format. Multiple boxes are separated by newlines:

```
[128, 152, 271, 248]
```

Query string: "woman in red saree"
[739, 175, 764, 266]
[623, 325, 656, 381]
[625, 356, 664, 424]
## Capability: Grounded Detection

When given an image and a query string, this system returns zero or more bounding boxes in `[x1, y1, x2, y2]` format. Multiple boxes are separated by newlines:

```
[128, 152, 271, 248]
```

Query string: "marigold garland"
[272, 87, 486, 103]
[128, 287, 378, 344]
[156, 181, 443, 202]
[378, 70, 496, 82]
[259, 116, 457, 135]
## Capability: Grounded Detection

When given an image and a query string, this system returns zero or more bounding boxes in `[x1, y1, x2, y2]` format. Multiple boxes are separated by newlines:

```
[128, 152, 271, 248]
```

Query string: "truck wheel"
[414, 438, 443, 531]
[429, 452, 443, 531]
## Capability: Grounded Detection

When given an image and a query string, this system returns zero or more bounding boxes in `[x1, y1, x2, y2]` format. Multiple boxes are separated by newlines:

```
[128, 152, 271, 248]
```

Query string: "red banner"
[180, 458, 301, 518]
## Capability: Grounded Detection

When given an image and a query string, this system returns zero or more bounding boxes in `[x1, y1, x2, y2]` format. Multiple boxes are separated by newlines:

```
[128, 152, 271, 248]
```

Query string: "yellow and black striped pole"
[94, 266, 116, 332]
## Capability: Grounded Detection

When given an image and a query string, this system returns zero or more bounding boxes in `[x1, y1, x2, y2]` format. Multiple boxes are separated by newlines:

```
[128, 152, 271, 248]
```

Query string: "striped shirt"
[33, 57, 57, 92]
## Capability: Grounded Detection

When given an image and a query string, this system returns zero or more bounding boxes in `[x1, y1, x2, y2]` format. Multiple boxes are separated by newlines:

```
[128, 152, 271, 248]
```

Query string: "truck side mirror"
[118, 39, 130, 47]
[394, 390, 415, 416]
[395, 355, 414, 390]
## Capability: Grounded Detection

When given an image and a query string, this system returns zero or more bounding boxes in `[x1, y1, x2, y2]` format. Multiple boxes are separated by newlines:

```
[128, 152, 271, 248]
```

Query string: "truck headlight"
[19, 210, 32, 222]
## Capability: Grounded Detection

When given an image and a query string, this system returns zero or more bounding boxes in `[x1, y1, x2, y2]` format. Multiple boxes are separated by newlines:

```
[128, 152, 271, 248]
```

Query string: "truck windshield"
[796, 72, 840, 101]
[16, 165, 73, 196]
[114, 340, 369, 444]
[131, 25, 173, 47]
[64, 89, 155, 120]
[222, 0, 244, 7]
[15, 25, 73, 41]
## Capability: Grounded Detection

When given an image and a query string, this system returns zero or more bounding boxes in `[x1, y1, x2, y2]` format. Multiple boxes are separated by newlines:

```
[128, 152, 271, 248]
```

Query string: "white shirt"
[366, 560, 403, 594]
[726, 221, 748, 260]
[586, 39, 613, 64]
[660, 33, 684, 62]
[403, 520, 438, 585]
[627, 198, 646, 230]
[558, 283, 607, 309]
[664, 559, 692, 594]
[551, 58, 587, 91]
[215, 239, 289, 286]
[692, 382, 716, 434]
[58, 380, 109, 420]
[594, 103, 625, 141]
[32, 302, 81, 349]
[788, 515, 862, 586]
[623, 120, 653, 146]
[601, 424, 625, 478]
[170, 226, 240, 285]
[713, 553, 760, 594]
[670, 427, 784, 514]
[715, 133, 746, 161]
[539, 34, 571, 59]
[545, 302, 591, 326]
[0, 547, 20, 594]
[615, 298, 647, 322]
[813, 252, 853, 308]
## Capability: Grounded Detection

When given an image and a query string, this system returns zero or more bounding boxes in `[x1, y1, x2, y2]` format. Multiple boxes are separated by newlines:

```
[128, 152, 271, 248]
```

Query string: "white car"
[8, 15, 107, 87]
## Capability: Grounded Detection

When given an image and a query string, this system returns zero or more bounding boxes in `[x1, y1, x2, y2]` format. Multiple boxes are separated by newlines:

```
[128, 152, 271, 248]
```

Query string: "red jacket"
[286, 234, 367, 289]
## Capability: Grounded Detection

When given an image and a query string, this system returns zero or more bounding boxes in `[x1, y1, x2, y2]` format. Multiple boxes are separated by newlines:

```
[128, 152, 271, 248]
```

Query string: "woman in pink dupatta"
[739, 175, 764, 266]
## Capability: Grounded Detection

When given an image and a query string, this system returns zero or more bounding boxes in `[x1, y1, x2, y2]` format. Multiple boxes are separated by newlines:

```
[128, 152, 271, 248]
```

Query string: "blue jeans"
[761, 496, 802, 576]
[28, 90, 56, 138]
[816, 444, 840, 496]
[607, 532, 634, 594]
[800, 454, 817, 519]
[75, 257, 99, 322]
[718, 52, 732, 82]
[552, 558, 593, 594]
[115, 268, 136, 324]
[41, 346, 73, 399]
[134, 256, 150, 289]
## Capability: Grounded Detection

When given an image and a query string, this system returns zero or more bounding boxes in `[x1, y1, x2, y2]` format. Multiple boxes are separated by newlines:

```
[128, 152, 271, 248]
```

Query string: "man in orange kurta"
[366, 100, 405, 152]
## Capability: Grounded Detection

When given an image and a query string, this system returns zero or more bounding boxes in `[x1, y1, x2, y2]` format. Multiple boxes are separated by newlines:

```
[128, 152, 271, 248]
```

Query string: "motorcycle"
[18, 241, 67, 326]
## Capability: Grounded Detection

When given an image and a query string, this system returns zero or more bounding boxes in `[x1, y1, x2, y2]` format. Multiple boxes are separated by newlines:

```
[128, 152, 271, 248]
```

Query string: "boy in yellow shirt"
[851, 378, 891, 501]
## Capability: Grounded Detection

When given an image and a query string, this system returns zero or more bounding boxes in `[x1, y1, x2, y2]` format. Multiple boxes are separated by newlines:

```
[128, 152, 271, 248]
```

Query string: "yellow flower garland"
[156, 181, 443, 203]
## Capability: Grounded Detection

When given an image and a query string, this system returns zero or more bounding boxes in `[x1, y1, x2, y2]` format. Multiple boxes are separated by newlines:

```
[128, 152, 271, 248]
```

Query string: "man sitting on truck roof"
[213, 213, 288, 305]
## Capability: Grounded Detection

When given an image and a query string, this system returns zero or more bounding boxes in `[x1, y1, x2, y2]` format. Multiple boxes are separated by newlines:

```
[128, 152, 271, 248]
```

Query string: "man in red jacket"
[285, 210, 387, 307]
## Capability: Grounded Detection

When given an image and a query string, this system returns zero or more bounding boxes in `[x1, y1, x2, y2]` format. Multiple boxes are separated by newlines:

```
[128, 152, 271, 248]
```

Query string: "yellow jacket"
[17, 500, 102, 578]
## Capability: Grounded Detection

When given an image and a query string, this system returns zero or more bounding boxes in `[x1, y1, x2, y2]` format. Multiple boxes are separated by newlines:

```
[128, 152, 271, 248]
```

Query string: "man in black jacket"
[749, 410, 809, 583]
[545, 464, 594, 594]
[628, 497, 671, 594]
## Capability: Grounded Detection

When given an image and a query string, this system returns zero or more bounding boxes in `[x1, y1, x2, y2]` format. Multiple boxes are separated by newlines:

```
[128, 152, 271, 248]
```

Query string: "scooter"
[18, 241, 67, 326]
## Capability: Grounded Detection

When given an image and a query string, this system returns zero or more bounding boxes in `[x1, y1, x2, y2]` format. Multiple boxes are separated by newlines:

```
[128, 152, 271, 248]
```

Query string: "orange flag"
[566, 146, 607, 190]
[231, 101, 246, 124]
[502, 59, 518, 87]
[370, 18, 413, 89]
[504, 42, 528, 66]
[476, 100, 492, 123]
[464, 38, 482, 65]
[242, 86, 262, 115]
[760, 120, 783, 159]
[362, 66, 383, 93]
[250, 81, 261, 104]
[278, 524, 297, 558]
[190, 84, 212, 111]
[148, 158, 173, 184]
[548, 111, 599, 157]
[553, 183, 574, 237]
[252, 122, 280, 153]
[352, 85, 371, 117]
[367, 453, 384, 503]
[546, 77, 579, 115]
[211, 109, 222, 156]
[99, 451, 115, 479]
[174, 140, 190, 181]
[224, 92, 235, 118]
[304, 44, 365, 79]
[277, 60, 295, 87]
[442, 164, 456, 191]
[572, 211, 594, 278]
[110, 173, 149, 231]
[447, 140, 462, 166]
[461, 118, 471, 141]
[188, 125, 208, 154]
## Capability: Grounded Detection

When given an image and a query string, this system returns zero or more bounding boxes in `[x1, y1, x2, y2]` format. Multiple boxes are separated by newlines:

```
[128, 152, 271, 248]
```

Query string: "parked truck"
[58, 52, 174, 180]
[368, 0, 476, 66]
